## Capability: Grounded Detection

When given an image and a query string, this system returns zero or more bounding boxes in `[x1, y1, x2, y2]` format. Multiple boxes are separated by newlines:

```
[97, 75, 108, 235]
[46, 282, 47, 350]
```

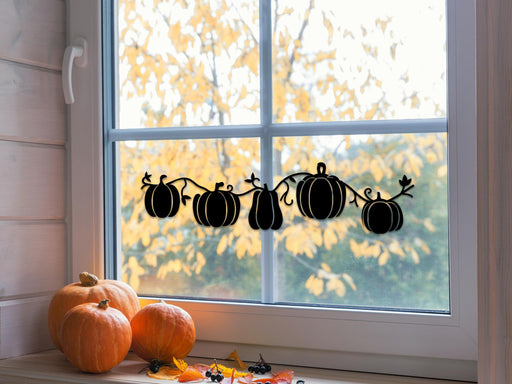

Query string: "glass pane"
[273, 134, 449, 311]
[118, 0, 260, 128]
[272, 0, 446, 123]
[119, 138, 261, 300]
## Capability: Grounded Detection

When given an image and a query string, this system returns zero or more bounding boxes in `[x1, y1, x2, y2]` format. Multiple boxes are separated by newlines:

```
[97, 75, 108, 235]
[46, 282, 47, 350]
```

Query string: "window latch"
[62, 37, 88, 104]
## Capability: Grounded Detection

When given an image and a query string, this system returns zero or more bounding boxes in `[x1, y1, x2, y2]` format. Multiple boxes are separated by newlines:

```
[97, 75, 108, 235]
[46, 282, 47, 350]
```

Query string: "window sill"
[0, 350, 474, 384]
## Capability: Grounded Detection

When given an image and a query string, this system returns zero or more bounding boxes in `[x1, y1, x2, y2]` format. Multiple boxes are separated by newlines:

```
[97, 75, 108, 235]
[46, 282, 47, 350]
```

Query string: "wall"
[0, 0, 66, 358]
[477, 0, 512, 382]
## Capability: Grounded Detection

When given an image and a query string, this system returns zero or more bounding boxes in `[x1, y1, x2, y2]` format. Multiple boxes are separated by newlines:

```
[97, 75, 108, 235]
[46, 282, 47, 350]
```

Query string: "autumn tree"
[118, 0, 448, 310]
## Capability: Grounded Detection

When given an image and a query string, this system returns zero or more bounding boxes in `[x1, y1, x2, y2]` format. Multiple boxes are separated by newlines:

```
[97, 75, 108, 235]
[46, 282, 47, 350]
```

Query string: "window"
[68, 0, 477, 380]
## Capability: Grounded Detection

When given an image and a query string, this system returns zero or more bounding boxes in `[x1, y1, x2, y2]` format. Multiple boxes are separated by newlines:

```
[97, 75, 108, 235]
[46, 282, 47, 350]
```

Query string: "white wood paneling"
[0, 296, 53, 359]
[0, 61, 65, 145]
[0, 222, 66, 298]
[0, 0, 65, 70]
[0, 141, 65, 220]
[0, 0, 67, 363]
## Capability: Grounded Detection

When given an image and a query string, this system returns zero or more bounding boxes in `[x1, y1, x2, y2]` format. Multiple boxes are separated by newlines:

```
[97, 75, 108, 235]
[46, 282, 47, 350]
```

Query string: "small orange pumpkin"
[60, 299, 132, 373]
[48, 272, 140, 351]
[131, 301, 196, 363]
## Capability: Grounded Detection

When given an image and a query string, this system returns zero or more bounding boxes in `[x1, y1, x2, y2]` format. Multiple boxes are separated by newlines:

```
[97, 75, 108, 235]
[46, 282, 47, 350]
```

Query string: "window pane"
[119, 138, 261, 300]
[272, 0, 446, 123]
[273, 134, 449, 311]
[118, 0, 260, 129]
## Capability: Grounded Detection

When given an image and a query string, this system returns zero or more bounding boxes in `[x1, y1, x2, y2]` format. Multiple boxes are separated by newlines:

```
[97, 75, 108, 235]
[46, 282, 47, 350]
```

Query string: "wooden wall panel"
[0, 61, 66, 145]
[477, 0, 512, 382]
[0, 0, 65, 70]
[0, 0, 67, 362]
[0, 222, 66, 298]
[0, 297, 53, 359]
[0, 141, 65, 220]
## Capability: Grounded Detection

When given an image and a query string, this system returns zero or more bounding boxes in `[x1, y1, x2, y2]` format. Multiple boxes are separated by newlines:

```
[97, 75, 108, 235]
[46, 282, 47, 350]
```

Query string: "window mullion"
[260, 0, 274, 304]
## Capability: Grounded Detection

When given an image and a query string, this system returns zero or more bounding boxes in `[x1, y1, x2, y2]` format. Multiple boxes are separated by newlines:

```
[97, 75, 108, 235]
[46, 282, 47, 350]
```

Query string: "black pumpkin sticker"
[143, 175, 180, 218]
[296, 162, 346, 220]
[248, 184, 283, 230]
[361, 192, 404, 234]
[141, 166, 414, 234]
[193, 182, 240, 227]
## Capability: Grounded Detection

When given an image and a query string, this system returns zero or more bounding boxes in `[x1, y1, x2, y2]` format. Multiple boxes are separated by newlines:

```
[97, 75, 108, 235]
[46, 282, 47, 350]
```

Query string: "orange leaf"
[178, 367, 205, 382]
[147, 366, 181, 380]
[228, 349, 249, 370]
[221, 367, 236, 384]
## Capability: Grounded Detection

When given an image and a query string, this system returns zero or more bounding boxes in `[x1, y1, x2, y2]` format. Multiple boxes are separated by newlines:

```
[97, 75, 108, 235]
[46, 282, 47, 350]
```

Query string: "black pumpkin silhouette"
[248, 184, 283, 230]
[296, 162, 346, 220]
[193, 182, 240, 227]
[361, 192, 404, 234]
[144, 175, 180, 218]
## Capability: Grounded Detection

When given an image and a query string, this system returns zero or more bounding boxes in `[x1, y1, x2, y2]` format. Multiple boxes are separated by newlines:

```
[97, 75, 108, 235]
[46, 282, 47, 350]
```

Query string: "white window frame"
[67, 0, 477, 381]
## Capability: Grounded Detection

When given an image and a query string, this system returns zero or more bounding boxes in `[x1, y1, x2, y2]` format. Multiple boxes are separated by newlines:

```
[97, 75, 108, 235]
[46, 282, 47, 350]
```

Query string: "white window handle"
[62, 37, 88, 104]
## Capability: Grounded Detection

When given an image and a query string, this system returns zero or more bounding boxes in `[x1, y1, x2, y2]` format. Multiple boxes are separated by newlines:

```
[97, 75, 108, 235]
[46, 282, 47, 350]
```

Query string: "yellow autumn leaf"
[217, 235, 228, 255]
[157, 264, 168, 280]
[129, 274, 140, 291]
[350, 238, 362, 258]
[437, 164, 448, 177]
[424, 218, 436, 232]
[303, 246, 314, 259]
[411, 248, 420, 264]
[144, 252, 157, 267]
[323, 227, 337, 250]
[342, 273, 357, 291]
[311, 229, 323, 246]
[167, 259, 182, 273]
[326, 278, 346, 298]
[323, 13, 334, 44]
[321, 262, 332, 273]
[195, 252, 206, 275]
[173, 357, 188, 372]
[370, 158, 384, 182]
[414, 237, 431, 255]
[388, 241, 405, 257]
[247, 49, 258, 75]
[141, 231, 151, 247]
[209, 364, 249, 378]
[407, 154, 424, 177]
[378, 250, 390, 266]
[305, 275, 324, 296]
[426, 150, 438, 163]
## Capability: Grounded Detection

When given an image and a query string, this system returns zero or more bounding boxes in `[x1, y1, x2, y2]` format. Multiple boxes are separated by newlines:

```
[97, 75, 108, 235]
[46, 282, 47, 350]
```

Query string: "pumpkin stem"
[376, 192, 382, 200]
[317, 162, 327, 175]
[79, 272, 99, 287]
[214, 182, 225, 191]
[98, 299, 110, 309]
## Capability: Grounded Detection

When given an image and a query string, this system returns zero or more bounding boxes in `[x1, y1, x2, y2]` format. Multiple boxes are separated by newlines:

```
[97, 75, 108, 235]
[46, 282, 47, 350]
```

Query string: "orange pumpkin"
[131, 301, 196, 363]
[60, 299, 132, 373]
[48, 272, 140, 351]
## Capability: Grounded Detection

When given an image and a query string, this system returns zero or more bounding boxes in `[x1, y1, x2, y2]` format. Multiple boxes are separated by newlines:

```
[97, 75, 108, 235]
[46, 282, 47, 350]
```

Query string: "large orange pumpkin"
[131, 301, 196, 363]
[48, 272, 140, 351]
[60, 299, 132, 373]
